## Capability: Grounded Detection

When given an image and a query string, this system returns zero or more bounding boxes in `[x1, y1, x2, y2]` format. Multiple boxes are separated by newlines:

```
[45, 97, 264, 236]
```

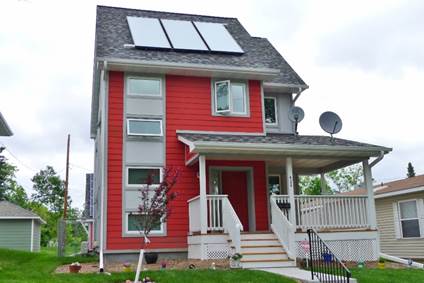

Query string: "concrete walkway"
[257, 267, 358, 283]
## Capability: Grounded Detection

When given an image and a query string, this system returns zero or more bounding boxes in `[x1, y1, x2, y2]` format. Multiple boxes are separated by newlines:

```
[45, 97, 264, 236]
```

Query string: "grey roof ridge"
[97, 5, 238, 21]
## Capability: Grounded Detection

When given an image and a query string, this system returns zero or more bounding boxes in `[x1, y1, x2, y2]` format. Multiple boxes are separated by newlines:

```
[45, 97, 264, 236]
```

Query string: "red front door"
[221, 171, 249, 231]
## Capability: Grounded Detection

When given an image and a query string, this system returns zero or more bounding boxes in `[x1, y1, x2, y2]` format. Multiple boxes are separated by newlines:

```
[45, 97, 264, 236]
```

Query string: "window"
[127, 77, 161, 96]
[126, 213, 164, 234]
[231, 83, 247, 114]
[214, 80, 248, 115]
[268, 175, 281, 195]
[398, 200, 421, 238]
[127, 167, 162, 186]
[264, 97, 277, 125]
[127, 119, 162, 136]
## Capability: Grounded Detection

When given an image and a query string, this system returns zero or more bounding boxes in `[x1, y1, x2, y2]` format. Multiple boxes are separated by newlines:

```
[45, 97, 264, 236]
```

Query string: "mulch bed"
[55, 259, 229, 274]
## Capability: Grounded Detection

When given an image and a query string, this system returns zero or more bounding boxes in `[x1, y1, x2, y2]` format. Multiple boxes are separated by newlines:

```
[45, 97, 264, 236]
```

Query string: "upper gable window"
[128, 77, 161, 96]
[264, 97, 278, 125]
[214, 80, 248, 115]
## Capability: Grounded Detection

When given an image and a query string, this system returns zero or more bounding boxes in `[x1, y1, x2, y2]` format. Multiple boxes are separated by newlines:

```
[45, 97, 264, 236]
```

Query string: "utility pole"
[64, 134, 70, 219]
[58, 134, 70, 257]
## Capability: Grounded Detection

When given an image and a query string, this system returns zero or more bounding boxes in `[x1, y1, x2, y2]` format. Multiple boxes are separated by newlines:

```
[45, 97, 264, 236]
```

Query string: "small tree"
[407, 162, 416, 178]
[133, 167, 179, 283]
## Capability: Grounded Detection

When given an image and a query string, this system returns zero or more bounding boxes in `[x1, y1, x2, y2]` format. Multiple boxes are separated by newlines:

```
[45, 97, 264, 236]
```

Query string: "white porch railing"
[273, 195, 370, 230]
[188, 195, 243, 252]
[270, 195, 296, 259]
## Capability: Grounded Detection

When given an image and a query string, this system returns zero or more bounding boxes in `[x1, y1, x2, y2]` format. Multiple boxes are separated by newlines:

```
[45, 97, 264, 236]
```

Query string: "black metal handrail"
[307, 228, 351, 283]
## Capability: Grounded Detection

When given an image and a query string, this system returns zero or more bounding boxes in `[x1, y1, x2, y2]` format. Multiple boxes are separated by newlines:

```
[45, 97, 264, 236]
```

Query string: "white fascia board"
[375, 186, 424, 199]
[0, 113, 13, 136]
[177, 136, 195, 152]
[176, 130, 265, 136]
[98, 57, 280, 81]
[191, 141, 391, 158]
[263, 82, 309, 93]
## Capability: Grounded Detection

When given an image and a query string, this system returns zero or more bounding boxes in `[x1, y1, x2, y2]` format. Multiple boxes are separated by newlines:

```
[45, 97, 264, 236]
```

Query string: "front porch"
[179, 132, 391, 265]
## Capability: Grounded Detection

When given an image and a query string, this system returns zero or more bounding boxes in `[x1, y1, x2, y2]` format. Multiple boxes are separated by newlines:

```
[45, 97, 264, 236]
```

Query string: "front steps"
[231, 232, 296, 269]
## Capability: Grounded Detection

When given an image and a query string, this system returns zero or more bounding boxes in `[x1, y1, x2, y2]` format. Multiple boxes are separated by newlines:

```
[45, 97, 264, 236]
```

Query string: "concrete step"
[241, 233, 277, 240]
[241, 245, 285, 253]
[241, 259, 296, 269]
[242, 252, 288, 261]
[240, 239, 280, 246]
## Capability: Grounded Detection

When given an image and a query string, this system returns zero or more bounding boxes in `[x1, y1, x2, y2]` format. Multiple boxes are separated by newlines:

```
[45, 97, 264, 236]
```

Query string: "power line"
[69, 163, 92, 172]
[0, 144, 38, 173]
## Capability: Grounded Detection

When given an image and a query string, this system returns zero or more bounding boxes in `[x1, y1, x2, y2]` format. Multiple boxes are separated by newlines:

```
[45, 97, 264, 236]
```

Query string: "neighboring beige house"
[346, 175, 424, 259]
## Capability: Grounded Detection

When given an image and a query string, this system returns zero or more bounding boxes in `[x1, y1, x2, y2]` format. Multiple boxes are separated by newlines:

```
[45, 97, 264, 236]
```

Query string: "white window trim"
[127, 76, 162, 97]
[125, 212, 165, 235]
[230, 82, 248, 115]
[268, 174, 281, 194]
[398, 199, 422, 239]
[126, 166, 163, 188]
[214, 80, 231, 114]
[126, 118, 163, 137]
[264, 97, 278, 126]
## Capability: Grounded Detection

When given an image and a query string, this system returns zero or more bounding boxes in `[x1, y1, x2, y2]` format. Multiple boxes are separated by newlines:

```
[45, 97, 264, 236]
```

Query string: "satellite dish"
[319, 111, 343, 138]
[288, 106, 305, 135]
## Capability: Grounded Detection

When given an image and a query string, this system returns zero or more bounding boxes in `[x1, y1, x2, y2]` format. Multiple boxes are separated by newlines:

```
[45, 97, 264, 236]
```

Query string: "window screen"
[127, 214, 162, 232]
[231, 83, 246, 114]
[127, 119, 162, 136]
[128, 78, 161, 96]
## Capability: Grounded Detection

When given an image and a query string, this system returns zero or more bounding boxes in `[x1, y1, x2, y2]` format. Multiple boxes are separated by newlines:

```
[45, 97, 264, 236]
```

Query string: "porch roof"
[178, 132, 391, 170]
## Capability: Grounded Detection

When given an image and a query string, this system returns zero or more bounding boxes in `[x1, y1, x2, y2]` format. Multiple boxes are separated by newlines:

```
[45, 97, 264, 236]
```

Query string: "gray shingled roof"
[178, 132, 392, 152]
[95, 5, 307, 86]
[0, 112, 13, 136]
[0, 201, 43, 220]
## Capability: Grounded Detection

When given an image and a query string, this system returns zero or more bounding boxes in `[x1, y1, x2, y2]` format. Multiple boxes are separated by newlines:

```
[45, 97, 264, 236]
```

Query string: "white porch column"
[199, 155, 207, 235]
[320, 172, 326, 194]
[286, 157, 296, 225]
[363, 160, 377, 229]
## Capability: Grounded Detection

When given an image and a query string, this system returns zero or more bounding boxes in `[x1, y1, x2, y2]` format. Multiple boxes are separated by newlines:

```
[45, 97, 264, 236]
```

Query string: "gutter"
[97, 57, 280, 80]
[369, 150, 385, 168]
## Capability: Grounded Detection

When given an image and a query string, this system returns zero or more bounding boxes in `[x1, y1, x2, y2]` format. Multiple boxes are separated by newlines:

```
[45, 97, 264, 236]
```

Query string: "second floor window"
[264, 97, 278, 125]
[127, 118, 163, 136]
[214, 80, 247, 115]
[127, 77, 162, 96]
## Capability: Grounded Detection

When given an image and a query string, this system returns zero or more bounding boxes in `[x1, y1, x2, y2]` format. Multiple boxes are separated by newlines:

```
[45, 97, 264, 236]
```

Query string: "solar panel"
[127, 16, 171, 49]
[194, 22, 244, 53]
[161, 19, 208, 51]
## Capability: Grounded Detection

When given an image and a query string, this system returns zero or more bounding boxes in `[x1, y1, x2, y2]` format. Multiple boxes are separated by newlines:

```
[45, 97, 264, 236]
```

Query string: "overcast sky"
[1, 0, 423, 209]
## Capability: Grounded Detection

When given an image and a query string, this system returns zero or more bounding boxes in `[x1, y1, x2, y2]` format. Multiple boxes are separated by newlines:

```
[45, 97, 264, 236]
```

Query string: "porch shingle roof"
[178, 132, 391, 151]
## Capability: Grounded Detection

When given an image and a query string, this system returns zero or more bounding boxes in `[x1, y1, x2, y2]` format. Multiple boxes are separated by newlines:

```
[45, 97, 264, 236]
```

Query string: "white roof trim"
[375, 186, 424, 199]
[190, 141, 390, 157]
[176, 130, 265, 136]
[99, 57, 281, 80]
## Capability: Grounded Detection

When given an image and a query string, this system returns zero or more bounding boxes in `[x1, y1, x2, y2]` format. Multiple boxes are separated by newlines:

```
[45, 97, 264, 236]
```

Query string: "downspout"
[370, 150, 385, 168]
[99, 61, 108, 273]
[292, 87, 305, 104]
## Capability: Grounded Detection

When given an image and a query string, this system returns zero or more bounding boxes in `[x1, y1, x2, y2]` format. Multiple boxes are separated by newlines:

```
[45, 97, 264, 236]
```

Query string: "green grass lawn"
[351, 267, 424, 283]
[0, 248, 295, 283]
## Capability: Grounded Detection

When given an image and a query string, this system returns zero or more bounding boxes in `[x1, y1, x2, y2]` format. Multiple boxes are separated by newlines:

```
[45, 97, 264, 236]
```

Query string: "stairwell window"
[398, 200, 421, 238]
[126, 167, 162, 187]
[127, 119, 163, 136]
[214, 80, 248, 115]
[127, 77, 162, 96]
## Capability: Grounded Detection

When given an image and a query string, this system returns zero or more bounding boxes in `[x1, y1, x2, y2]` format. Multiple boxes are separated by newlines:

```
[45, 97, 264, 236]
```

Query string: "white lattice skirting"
[206, 244, 230, 259]
[296, 239, 378, 262]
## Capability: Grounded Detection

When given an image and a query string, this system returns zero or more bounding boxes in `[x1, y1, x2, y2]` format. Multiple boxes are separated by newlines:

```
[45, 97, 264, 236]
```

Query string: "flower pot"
[69, 265, 82, 273]
[377, 262, 385, 269]
[144, 252, 158, 264]
[230, 258, 241, 269]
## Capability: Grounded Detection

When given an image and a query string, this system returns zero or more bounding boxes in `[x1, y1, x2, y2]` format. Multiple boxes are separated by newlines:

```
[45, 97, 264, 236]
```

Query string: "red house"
[91, 6, 391, 269]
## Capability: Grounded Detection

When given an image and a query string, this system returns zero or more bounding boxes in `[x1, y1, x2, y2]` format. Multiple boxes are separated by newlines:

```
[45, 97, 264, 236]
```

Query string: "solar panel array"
[127, 16, 244, 54]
